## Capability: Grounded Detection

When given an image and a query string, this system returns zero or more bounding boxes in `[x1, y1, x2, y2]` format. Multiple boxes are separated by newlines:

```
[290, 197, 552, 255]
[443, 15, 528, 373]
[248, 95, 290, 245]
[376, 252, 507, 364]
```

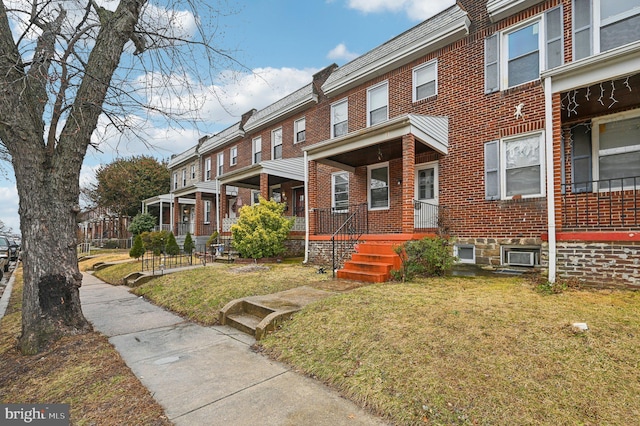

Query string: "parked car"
[0, 235, 9, 277]
[8, 237, 19, 261]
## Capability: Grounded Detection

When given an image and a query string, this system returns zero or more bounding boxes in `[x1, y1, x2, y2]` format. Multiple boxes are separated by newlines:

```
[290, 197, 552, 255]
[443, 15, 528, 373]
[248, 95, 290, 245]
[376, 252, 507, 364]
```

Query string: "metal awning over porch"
[218, 157, 305, 189]
[305, 114, 448, 171]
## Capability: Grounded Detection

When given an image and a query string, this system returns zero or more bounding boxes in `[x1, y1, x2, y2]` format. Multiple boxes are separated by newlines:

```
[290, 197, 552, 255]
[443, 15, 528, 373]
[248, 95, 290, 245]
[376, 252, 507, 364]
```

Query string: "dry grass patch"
[93, 261, 143, 285]
[78, 251, 132, 271]
[260, 276, 640, 425]
[0, 268, 170, 425]
[132, 263, 330, 325]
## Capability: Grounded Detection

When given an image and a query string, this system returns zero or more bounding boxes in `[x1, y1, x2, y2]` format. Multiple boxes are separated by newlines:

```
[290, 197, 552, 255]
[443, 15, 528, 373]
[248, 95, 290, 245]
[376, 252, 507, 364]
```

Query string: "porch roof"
[305, 114, 448, 172]
[218, 157, 305, 189]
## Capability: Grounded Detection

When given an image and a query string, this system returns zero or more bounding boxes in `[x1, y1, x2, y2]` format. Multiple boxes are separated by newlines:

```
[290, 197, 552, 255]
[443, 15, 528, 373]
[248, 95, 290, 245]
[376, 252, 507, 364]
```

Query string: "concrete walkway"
[80, 273, 387, 426]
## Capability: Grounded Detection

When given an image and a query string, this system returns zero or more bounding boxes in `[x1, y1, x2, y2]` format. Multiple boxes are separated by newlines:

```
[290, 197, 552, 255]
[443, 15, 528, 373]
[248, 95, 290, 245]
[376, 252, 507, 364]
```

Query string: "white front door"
[415, 162, 439, 228]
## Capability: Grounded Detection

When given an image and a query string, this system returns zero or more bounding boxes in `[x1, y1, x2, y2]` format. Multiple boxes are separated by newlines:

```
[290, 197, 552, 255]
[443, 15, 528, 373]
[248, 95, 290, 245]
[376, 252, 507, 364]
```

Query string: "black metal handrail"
[315, 203, 368, 234]
[561, 176, 640, 228]
[413, 199, 440, 229]
[330, 203, 368, 277]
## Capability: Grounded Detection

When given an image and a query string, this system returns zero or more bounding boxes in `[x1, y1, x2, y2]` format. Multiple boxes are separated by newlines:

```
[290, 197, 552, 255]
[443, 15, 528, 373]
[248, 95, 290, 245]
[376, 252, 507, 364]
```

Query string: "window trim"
[191, 164, 196, 180]
[230, 146, 238, 166]
[331, 98, 348, 138]
[331, 171, 349, 213]
[173, 172, 178, 190]
[413, 60, 438, 102]
[367, 81, 389, 127]
[454, 244, 476, 264]
[217, 152, 224, 177]
[204, 200, 211, 224]
[367, 162, 390, 210]
[252, 136, 262, 164]
[271, 127, 283, 160]
[205, 157, 211, 181]
[182, 169, 187, 187]
[499, 132, 546, 199]
[294, 117, 306, 143]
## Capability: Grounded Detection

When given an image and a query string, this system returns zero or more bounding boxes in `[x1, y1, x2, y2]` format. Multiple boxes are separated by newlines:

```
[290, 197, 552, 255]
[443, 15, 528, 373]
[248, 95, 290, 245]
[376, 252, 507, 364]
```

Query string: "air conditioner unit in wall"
[507, 251, 535, 266]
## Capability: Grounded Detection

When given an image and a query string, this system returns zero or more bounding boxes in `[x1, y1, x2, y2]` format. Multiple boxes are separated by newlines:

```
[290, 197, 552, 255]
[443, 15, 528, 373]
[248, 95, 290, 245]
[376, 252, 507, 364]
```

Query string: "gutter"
[303, 151, 309, 264]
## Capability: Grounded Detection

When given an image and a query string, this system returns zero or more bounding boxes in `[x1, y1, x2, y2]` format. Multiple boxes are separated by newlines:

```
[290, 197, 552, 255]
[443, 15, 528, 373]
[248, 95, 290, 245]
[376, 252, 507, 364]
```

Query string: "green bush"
[129, 234, 145, 259]
[141, 230, 170, 256]
[231, 196, 293, 259]
[206, 231, 219, 247]
[128, 213, 157, 235]
[183, 232, 195, 254]
[393, 236, 456, 282]
[165, 232, 180, 255]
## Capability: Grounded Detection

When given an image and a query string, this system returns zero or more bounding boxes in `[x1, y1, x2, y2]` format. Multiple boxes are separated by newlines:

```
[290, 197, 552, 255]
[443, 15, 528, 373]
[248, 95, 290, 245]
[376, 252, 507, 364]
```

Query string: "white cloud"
[327, 43, 359, 62]
[0, 185, 20, 234]
[345, 0, 456, 20]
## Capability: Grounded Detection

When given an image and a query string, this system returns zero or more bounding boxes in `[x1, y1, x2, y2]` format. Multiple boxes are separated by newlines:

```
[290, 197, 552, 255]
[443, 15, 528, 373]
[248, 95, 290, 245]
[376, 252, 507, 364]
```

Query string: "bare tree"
[0, 0, 241, 354]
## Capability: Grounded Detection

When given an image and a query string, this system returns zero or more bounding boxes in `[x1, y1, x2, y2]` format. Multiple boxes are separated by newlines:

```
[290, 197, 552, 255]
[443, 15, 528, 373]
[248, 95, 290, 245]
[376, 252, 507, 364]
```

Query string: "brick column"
[219, 184, 227, 219]
[195, 192, 203, 236]
[308, 160, 317, 235]
[173, 196, 180, 234]
[402, 134, 416, 234]
[260, 173, 269, 200]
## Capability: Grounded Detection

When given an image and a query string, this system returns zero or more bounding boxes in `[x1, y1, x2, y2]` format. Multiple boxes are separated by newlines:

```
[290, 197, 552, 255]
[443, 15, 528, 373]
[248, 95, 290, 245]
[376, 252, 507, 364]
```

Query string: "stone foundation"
[454, 237, 547, 267]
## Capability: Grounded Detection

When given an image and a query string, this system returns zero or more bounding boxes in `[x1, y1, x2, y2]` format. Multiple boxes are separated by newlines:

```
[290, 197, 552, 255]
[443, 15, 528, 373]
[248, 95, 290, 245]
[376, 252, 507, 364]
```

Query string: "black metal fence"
[330, 203, 368, 276]
[315, 203, 368, 235]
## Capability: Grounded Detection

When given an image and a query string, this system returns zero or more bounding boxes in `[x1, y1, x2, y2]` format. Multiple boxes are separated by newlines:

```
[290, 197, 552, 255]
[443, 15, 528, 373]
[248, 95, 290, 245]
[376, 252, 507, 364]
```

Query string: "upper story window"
[367, 82, 388, 126]
[230, 146, 238, 166]
[272, 128, 282, 160]
[573, 0, 640, 60]
[191, 164, 196, 179]
[217, 152, 224, 177]
[205, 157, 211, 181]
[252, 137, 262, 164]
[182, 169, 187, 187]
[332, 172, 349, 212]
[331, 99, 348, 138]
[294, 118, 306, 143]
[173, 172, 178, 190]
[413, 60, 437, 102]
[485, 7, 563, 92]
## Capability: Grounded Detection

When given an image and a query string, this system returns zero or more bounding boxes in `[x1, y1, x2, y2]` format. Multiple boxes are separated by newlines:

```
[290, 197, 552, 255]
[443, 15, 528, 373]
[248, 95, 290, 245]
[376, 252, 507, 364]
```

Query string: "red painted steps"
[336, 242, 402, 283]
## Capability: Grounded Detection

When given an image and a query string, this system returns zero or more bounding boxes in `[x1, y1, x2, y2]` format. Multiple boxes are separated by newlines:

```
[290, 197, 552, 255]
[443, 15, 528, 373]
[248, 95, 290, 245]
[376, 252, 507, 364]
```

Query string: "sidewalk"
[80, 273, 387, 426]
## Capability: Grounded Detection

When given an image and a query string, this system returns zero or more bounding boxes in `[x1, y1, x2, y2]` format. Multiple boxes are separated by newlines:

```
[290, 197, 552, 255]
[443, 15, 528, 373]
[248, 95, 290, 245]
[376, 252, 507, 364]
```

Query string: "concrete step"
[342, 260, 392, 274]
[351, 253, 402, 269]
[354, 243, 399, 255]
[225, 313, 263, 335]
[336, 269, 388, 283]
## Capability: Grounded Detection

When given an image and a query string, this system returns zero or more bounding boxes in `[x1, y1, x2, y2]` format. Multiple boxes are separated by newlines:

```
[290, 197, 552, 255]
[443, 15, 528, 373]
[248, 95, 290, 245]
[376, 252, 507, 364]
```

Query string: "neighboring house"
[78, 207, 131, 241]
[153, 0, 640, 287]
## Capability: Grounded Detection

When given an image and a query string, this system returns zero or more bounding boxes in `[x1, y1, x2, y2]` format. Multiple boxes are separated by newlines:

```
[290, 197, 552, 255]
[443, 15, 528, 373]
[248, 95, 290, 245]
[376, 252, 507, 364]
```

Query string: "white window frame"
[454, 244, 476, 264]
[204, 200, 211, 224]
[252, 137, 262, 164]
[367, 81, 388, 127]
[272, 128, 283, 160]
[173, 172, 178, 190]
[331, 99, 348, 138]
[331, 171, 349, 213]
[294, 117, 306, 143]
[205, 157, 211, 181]
[191, 164, 196, 179]
[182, 169, 187, 187]
[499, 132, 546, 199]
[413, 60, 437, 102]
[217, 152, 224, 177]
[367, 162, 390, 210]
[251, 190, 260, 205]
[230, 146, 238, 166]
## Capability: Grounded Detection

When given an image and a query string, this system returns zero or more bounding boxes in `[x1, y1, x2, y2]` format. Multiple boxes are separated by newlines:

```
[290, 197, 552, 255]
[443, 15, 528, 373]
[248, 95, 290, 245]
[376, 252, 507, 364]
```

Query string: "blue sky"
[0, 0, 455, 235]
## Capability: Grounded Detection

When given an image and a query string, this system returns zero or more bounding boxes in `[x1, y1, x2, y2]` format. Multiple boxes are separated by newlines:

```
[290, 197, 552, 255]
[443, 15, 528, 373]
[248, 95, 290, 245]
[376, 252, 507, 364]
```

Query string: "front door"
[293, 187, 305, 217]
[415, 163, 438, 229]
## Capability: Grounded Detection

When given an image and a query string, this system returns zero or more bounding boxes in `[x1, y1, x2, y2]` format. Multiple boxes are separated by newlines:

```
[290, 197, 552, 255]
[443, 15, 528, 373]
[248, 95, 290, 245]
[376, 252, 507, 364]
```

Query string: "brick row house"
[154, 0, 640, 287]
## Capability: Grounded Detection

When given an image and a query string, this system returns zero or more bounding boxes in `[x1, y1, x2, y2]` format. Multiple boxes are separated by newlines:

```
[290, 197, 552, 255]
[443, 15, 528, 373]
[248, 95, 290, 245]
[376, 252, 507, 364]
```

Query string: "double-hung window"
[485, 7, 563, 92]
[204, 200, 211, 224]
[413, 60, 437, 101]
[368, 163, 389, 210]
[217, 153, 224, 177]
[173, 172, 178, 190]
[182, 169, 187, 187]
[485, 133, 545, 199]
[294, 118, 306, 143]
[191, 164, 196, 180]
[591, 112, 640, 188]
[205, 158, 211, 181]
[367, 82, 388, 126]
[331, 99, 348, 138]
[331, 172, 349, 212]
[272, 128, 282, 160]
[574, 0, 640, 60]
[252, 137, 262, 164]
[230, 146, 238, 166]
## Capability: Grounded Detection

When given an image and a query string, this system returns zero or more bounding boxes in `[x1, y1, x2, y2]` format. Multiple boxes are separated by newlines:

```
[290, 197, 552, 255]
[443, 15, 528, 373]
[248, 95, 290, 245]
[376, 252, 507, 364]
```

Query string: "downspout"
[216, 179, 221, 235]
[303, 151, 309, 264]
[544, 76, 557, 283]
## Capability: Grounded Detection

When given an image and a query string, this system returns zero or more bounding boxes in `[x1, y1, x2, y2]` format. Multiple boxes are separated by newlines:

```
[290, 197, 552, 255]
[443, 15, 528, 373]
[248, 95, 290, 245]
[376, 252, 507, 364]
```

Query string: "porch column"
[402, 134, 416, 234]
[173, 196, 180, 234]
[220, 183, 227, 222]
[308, 160, 318, 235]
[260, 173, 269, 200]
[195, 192, 203, 236]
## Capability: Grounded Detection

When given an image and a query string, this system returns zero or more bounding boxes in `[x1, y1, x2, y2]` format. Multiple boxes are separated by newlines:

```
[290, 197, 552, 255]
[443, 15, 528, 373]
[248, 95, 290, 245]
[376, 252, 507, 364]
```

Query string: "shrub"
[206, 231, 219, 247]
[393, 236, 456, 282]
[141, 230, 170, 256]
[128, 213, 157, 235]
[231, 196, 293, 259]
[165, 232, 180, 255]
[183, 232, 195, 254]
[129, 234, 145, 259]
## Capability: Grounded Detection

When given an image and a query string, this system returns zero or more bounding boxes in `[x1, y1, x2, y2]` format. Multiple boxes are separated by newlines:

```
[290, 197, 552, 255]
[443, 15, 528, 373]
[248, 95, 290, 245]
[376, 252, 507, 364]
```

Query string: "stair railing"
[331, 203, 368, 277]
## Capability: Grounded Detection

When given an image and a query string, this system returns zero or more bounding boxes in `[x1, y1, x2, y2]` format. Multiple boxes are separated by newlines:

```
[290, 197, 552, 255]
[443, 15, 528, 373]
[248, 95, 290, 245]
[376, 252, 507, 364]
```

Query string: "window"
[271, 187, 282, 203]
[252, 137, 262, 164]
[368, 163, 389, 209]
[484, 133, 545, 199]
[413, 60, 437, 101]
[230, 146, 238, 166]
[331, 99, 348, 138]
[182, 169, 187, 187]
[204, 200, 211, 224]
[251, 190, 260, 205]
[217, 153, 224, 177]
[574, 0, 640, 60]
[294, 118, 306, 143]
[332, 172, 349, 212]
[454, 244, 476, 264]
[272, 128, 282, 160]
[367, 82, 388, 126]
[205, 157, 211, 181]
[486, 7, 563, 91]
[191, 164, 196, 179]
[173, 172, 178, 190]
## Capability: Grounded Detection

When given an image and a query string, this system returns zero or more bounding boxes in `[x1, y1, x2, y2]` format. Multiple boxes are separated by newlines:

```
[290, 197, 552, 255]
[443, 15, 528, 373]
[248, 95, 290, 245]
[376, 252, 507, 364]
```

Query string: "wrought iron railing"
[315, 203, 368, 235]
[330, 203, 368, 277]
[413, 199, 440, 229]
[561, 176, 640, 228]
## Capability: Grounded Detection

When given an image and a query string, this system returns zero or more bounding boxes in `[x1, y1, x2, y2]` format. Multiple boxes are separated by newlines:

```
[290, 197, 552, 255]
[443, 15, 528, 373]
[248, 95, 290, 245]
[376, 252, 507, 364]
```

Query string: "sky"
[0, 0, 455, 235]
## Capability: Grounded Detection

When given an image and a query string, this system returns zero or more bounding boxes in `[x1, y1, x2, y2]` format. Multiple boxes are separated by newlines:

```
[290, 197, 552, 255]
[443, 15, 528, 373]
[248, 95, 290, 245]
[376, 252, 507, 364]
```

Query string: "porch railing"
[413, 199, 440, 229]
[315, 203, 369, 235]
[561, 176, 640, 228]
[330, 203, 368, 277]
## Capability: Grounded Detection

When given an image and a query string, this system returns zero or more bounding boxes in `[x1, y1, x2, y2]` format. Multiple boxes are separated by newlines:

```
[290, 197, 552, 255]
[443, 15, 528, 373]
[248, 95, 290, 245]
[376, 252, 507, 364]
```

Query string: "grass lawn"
[259, 276, 640, 425]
